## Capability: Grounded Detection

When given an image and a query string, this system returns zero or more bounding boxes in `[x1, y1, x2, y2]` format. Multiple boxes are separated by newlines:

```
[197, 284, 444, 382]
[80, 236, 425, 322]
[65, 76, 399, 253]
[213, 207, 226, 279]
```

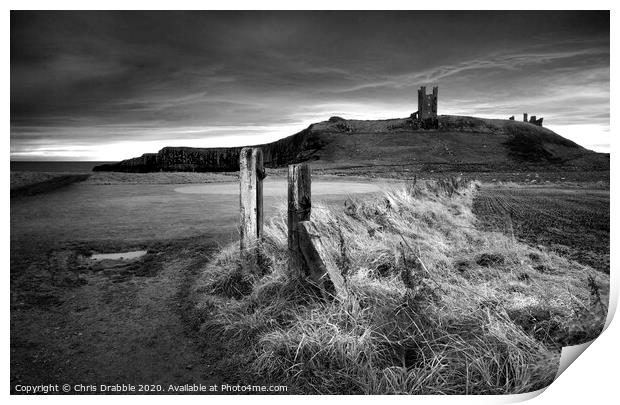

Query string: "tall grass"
[191, 178, 609, 394]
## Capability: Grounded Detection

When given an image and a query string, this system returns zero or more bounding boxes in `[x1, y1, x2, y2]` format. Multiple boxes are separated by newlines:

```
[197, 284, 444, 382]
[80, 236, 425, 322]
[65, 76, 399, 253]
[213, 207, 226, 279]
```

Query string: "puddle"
[91, 250, 147, 261]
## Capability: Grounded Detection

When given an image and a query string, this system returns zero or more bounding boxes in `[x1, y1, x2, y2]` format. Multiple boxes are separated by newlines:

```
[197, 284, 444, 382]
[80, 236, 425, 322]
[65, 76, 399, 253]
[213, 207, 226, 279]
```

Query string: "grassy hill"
[94, 115, 609, 175]
[297, 115, 607, 171]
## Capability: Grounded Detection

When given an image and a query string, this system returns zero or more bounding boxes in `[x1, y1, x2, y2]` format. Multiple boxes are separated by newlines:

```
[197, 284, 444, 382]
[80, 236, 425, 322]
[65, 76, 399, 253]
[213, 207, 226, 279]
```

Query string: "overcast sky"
[11, 11, 609, 161]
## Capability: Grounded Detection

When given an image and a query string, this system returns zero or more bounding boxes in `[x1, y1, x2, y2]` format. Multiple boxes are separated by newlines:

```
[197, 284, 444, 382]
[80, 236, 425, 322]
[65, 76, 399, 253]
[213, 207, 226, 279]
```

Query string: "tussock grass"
[191, 178, 609, 394]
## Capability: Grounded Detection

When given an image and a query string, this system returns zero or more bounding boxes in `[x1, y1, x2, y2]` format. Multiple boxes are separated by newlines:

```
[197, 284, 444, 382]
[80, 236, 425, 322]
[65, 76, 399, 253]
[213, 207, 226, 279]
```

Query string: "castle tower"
[418, 86, 438, 120]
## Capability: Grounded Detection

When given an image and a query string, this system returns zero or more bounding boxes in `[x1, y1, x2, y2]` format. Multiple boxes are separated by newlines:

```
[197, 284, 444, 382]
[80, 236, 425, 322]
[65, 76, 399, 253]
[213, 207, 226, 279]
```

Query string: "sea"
[10, 161, 116, 173]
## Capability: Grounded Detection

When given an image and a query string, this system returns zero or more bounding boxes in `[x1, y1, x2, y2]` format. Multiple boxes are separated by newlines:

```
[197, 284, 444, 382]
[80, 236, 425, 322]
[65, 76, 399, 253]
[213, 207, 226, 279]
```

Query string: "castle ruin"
[522, 113, 544, 127]
[410, 85, 439, 129]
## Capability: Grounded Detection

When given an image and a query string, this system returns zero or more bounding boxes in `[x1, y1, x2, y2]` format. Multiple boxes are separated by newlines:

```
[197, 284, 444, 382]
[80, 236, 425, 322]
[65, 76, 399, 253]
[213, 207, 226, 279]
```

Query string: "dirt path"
[11, 250, 227, 393]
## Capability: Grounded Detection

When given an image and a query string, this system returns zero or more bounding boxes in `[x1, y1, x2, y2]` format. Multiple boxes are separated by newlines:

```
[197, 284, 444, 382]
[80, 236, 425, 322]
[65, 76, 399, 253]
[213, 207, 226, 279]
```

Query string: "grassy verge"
[190, 178, 608, 394]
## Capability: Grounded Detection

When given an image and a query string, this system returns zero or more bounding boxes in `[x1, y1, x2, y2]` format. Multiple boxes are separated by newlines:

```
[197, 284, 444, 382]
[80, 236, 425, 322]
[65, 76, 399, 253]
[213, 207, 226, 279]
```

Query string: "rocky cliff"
[93, 126, 322, 173]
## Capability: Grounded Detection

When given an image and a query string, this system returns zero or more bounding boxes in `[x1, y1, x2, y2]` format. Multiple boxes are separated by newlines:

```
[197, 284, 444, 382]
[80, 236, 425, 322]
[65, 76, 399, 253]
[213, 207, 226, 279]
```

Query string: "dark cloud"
[10, 11, 610, 160]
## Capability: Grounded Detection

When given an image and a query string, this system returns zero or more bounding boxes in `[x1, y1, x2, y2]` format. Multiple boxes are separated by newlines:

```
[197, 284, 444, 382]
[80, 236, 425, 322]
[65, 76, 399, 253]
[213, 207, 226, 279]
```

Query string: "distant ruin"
[520, 113, 544, 127]
[410, 86, 439, 129]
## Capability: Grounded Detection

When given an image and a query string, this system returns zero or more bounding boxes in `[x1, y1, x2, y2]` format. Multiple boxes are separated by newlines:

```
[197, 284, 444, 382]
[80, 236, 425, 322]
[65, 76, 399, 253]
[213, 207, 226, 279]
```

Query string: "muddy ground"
[10, 236, 234, 393]
[472, 184, 610, 273]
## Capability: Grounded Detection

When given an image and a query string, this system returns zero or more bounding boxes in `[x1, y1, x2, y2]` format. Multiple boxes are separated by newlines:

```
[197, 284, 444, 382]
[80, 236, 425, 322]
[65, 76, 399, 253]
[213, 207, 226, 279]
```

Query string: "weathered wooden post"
[298, 221, 349, 300]
[286, 163, 351, 301]
[239, 147, 264, 273]
[287, 163, 311, 277]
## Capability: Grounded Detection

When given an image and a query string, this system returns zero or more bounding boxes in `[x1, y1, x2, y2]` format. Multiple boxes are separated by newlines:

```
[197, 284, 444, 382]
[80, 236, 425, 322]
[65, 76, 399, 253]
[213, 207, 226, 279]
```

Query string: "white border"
[4, 2, 616, 404]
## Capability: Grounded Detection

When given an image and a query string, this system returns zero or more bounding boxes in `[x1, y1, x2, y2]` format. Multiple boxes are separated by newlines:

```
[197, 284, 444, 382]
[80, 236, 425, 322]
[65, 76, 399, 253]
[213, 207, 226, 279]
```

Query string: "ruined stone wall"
[528, 116, 544, 127]
[520, 113, 544, 127]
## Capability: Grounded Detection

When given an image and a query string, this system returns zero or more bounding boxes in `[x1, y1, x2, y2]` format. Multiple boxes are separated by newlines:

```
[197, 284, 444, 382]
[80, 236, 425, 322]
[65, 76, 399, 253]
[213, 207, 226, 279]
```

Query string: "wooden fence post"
[298, 221, 349, 300]
[239, 147, 264, 272]
[286, 163, 351, 301]
[287, 163, 311, 277]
